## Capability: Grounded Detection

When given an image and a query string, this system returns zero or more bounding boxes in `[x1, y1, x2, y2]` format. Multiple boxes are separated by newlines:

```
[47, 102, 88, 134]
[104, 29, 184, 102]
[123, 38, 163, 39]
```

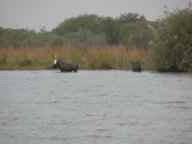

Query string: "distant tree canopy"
[116, 13, 146, 24]
[151, 6, 192, 72]
[52, 14, 118, 44]
[53, 15, 101, 35]
[52, 13, 153, 46]
[0, 12, 154, 48]
[119, 21, 154, 48]
[0, 28, 64, 48]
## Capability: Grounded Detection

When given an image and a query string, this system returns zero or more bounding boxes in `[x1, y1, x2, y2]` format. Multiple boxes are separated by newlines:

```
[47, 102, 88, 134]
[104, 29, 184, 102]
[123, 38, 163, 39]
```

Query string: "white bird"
[54, 55, 57, 64]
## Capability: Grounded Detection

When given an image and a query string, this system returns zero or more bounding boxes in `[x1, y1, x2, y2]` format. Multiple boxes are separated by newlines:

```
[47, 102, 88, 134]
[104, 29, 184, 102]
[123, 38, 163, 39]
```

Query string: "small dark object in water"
[53, 59, 79, 72]
[131, 61, 142, 72]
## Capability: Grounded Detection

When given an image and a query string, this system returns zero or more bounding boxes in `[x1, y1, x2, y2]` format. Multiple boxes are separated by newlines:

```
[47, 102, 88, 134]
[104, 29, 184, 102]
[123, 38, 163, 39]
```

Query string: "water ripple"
[0, 70, 192, 144]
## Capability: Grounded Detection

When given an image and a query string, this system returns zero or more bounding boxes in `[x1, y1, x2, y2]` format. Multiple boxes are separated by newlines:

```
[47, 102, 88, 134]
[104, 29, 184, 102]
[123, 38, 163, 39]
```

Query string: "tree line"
[0, 13, 155, 48]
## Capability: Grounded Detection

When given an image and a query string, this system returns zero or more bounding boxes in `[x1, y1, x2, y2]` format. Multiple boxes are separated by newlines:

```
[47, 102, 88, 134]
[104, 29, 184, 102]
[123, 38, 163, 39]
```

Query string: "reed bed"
[0, 46, 149, 70]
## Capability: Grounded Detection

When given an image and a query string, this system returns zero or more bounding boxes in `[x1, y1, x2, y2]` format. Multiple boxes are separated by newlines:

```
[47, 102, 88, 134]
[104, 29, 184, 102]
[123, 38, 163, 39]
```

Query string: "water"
[0, 70, 192, 144]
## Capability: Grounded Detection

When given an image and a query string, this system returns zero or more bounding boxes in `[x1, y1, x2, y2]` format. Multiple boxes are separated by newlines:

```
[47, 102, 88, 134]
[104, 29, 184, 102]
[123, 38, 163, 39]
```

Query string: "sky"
[0, 0, 190, 31]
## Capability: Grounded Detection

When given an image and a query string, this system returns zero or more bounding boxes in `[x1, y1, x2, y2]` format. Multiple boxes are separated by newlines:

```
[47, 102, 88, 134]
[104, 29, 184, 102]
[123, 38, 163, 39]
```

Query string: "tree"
[52, 14, 119, 45]
[119, 21, 154, 48]
[116, 13, 146, 25]
[151, 6, 192, 72]
[100, 17, 119, 44]
[52, 14, 101, 36]
[63, 28, 106, 48]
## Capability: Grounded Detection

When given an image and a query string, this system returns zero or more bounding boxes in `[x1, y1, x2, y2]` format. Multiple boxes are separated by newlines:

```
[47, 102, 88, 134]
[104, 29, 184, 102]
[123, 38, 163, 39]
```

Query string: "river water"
[0, 70, 192, 144]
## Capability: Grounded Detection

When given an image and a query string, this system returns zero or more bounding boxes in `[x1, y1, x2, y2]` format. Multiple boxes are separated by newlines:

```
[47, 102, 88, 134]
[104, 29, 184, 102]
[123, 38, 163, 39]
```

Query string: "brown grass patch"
[0, 46, 149, 70]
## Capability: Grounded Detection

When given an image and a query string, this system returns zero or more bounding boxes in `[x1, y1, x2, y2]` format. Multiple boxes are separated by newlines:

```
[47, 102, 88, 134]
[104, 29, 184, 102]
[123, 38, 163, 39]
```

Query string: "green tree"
[152, 6, 192, 72]
[0, 28, 64, 48]
[116, 13, 146, 25]
[119, 21, 154, 48]
[63, 28, 106, 48]
[52, 14, 119, 45]
[0, 28, 32, 48]
[52, 14, 101, 35]
[100, 17, 119, 44]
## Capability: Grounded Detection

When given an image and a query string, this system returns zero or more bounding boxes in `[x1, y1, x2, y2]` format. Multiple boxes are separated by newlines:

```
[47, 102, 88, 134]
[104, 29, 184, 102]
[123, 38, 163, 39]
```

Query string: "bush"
[151, 6, 192, 72]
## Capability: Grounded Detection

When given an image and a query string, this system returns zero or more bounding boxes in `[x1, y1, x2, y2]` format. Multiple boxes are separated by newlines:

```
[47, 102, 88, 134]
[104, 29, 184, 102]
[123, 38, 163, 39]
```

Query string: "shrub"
[151, 6, 192, 72]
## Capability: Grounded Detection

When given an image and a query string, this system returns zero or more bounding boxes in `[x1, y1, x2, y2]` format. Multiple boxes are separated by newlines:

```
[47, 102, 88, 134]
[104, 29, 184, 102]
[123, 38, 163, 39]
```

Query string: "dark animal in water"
[131, 61, 142, 72]
[53, 59, 79, 72]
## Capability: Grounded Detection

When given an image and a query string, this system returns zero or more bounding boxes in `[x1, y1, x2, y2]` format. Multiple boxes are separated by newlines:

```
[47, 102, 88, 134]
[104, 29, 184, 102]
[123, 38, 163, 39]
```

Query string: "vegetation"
[0, 13, 154, 48]
[0, 46, 148, 70]
[119, 21, 154, 48]
[151, 5, 192, 72]
[0, 7, 192, 72]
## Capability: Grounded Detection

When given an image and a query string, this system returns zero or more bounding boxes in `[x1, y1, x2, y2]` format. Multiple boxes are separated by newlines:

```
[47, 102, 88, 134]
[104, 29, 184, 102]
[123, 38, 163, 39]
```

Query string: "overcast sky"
[0, 0, 190, 31]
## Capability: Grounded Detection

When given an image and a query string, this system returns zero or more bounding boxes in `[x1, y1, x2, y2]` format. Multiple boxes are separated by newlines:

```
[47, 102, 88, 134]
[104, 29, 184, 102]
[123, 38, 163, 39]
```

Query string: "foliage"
[63, 28, 106, 48]
[52, 13, 150, 45]
[151, 6, 192, 72]
[0, 13, 155, 48]
[0, 28, 64, 48]
[99, 17, 119, 44]
[53, 14, 101, 35]
[52, 14, 119, 45]
[116, 13, 146, 24]
[119, 21, 154, 48]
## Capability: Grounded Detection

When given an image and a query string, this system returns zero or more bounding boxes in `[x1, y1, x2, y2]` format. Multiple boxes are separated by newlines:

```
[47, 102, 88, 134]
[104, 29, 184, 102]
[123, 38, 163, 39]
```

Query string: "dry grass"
[0, 46, 149, 70]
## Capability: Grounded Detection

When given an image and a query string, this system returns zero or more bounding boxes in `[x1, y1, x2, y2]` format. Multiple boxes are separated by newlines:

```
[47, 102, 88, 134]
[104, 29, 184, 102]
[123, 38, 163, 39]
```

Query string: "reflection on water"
[0, 70, 192, 144]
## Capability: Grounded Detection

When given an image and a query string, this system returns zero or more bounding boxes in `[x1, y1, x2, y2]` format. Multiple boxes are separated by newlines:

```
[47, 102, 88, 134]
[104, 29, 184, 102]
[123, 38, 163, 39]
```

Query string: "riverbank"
[0, 46, 150, 70]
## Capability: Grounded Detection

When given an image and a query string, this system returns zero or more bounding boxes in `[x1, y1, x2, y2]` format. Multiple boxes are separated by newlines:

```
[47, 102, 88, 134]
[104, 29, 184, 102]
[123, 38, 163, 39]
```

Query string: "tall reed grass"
[0, 46, 149, 70]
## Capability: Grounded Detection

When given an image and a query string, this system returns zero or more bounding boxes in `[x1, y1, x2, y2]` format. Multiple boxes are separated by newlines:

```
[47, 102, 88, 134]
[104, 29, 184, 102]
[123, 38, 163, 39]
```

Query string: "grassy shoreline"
[0, 46, 150, 70]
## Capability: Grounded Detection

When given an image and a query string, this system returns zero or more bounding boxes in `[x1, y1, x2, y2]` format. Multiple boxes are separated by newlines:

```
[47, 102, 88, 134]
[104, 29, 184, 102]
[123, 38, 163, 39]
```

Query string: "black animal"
[131, 61, 142, 72]
[53, 59, 79, 72]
